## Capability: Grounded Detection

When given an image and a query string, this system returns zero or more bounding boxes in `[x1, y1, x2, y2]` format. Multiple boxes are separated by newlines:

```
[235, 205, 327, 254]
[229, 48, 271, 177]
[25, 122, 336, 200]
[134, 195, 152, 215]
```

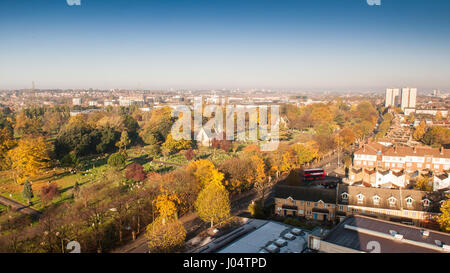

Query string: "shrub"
[125, 163, 147, 181]
[108, 152, 126, 169]
[40, 183, 60, 205]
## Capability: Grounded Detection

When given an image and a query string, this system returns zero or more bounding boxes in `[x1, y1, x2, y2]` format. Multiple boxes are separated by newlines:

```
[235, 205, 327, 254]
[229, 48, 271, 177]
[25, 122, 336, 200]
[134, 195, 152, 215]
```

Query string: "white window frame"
[357, 193, 364, 204]
[405, 197, 414, 208]
[341, 192, 349, 200]
[373, 195, 380, 205]
[388, 196, 397, 207]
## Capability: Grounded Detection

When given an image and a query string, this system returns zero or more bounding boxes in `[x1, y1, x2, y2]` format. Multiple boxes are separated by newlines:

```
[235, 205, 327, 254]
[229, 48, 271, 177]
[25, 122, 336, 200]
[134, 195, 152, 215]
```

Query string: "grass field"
[0, 144, 243, 211]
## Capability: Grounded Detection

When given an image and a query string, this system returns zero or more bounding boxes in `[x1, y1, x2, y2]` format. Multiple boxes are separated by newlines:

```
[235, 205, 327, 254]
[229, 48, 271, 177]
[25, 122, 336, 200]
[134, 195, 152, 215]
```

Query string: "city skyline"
[1, 0, 450, 91]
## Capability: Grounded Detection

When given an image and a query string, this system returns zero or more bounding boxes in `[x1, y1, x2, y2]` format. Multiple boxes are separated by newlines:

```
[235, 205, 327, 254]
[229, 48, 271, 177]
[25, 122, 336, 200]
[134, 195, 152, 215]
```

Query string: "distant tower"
[400, 88, 417, 110]
[32, 81, 35, 90]
[385, 88, 400, 108]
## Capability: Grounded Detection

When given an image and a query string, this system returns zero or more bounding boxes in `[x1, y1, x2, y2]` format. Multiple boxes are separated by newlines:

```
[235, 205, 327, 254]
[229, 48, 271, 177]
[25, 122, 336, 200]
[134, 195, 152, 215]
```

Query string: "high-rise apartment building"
[400, 87, 417, 110]
[385, 88, 400, 107]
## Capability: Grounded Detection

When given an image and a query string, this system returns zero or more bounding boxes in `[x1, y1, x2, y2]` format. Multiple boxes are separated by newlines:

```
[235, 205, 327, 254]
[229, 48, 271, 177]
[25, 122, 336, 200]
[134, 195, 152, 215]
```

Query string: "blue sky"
[1, 0, 450, 92]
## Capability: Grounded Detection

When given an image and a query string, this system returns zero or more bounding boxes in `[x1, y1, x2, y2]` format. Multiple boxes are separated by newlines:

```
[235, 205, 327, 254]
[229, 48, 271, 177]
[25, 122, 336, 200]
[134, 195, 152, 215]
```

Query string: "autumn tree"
[422, 126, 450, 147]
[145, 189, 186, 252]
[184, 149, 195, 161]
[161, 133, 192, 155]
[154, 189, 180, 222]
[414, 176, 433, 192]
[0, 128, 15, 170]
[14, 107, 44, 136]
[145, 217, 186, 253]
[9, 136, 51, 183]
[125, 163, 147, 182]
[413, 121, 427, 141]
[335, 128, 356, 149]
[187, 159, 224, 188]
[40, 183, 60, 206]
[268, 151, 291, 178]
[289, 142, 319, 167]
[195, 182, 230, 227]
[438, 197, 450, 233]
[249, 154, 267, 198]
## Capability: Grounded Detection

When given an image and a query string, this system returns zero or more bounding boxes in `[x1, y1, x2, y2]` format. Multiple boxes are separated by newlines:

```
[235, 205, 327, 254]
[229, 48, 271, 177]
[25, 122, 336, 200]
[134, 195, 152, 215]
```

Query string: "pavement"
[0, 195, 41, 220]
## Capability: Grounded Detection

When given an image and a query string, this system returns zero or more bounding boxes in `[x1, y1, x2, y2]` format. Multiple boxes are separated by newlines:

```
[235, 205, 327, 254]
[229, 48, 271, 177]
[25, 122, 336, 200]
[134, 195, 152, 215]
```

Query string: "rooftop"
[216, 221, 309, 253]
[322, 215, 450, 253]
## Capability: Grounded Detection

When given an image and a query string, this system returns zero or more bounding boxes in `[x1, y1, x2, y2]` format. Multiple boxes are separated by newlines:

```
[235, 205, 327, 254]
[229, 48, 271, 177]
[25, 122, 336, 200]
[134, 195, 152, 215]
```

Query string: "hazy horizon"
[1, 0, 450, 91]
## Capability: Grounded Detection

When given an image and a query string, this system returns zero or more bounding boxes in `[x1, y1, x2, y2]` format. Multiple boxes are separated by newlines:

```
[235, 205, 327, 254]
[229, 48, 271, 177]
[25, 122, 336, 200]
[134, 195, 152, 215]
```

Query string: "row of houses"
[274, 171, 447, 226]
[353, 142, 450, 172]
[350, 141, 450, 191]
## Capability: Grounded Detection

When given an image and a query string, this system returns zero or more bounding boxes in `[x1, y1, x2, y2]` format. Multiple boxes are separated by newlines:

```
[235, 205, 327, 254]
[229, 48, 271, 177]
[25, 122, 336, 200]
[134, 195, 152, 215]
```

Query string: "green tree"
[22, 180, 33, 205]
[107, 152, 127, 169]
[116, 130, 131, 155]
[73, 181, 80, 199]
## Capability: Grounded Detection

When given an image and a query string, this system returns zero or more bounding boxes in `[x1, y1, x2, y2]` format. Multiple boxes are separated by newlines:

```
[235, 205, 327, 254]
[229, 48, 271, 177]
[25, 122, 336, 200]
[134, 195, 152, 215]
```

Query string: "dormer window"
[356, 193, 364, 204]
[405, 197, 414, 208]
[373, 195, 381, 205]
[388, 196, 397, 207]
[341, 192, 349, 200]
[423, 199, 431, 207]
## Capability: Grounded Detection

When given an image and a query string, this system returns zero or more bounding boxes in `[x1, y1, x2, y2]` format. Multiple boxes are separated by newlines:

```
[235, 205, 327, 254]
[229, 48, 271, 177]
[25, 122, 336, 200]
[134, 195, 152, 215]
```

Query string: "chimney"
[413, 146, 417, 154]
[394, 145, 397, 153]
[440, 146, 444, 155]
[363, 144, 366, 152]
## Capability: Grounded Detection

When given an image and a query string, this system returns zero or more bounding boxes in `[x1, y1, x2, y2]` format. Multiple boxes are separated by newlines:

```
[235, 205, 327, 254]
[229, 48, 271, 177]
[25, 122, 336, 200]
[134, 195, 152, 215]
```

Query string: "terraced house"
[350, 142, 450, 190]
[274, 171, 447, 227]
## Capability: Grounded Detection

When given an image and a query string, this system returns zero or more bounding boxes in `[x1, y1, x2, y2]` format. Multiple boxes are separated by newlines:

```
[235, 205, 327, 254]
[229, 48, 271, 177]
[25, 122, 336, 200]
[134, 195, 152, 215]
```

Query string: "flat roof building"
[309, 215, 450, 253]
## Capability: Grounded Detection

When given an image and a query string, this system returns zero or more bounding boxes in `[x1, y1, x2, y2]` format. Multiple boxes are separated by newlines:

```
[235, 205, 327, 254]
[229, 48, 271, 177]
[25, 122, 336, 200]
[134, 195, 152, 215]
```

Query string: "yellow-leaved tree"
[146, 217, 186, 253]
[187, 159, 224, 188]
[154, 188, 180, 222]
[8, 136, 51, 184]
[289, 142, 319, 167]
[250, 154, 267, 198]
[438, 197, 450, 233]
[161, 133, 192, 156]
[0, 128, 15, 170]
[146, 189, 186, 252]
[195, 181, 230, 228]
[413, 121, 427, 141]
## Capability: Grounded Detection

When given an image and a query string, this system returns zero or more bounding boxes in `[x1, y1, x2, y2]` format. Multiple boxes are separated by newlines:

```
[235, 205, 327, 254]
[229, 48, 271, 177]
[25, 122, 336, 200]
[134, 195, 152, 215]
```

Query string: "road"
[112, 188, 259, 253]
[0, 195, 41, 220]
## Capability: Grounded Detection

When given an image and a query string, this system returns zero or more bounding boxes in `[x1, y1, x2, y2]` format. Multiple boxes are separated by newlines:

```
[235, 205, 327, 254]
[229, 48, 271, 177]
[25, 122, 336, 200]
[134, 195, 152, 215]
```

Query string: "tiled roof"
[274, 185, 336, 204]
[338, 185, 445, 212]
[355, 142, 387, 155]
[383, 146, 450, 158]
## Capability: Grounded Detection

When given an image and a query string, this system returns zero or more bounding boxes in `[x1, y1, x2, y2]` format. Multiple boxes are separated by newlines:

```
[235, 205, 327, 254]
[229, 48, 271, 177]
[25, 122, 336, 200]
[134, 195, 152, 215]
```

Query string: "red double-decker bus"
[302, 168, 325, 180]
